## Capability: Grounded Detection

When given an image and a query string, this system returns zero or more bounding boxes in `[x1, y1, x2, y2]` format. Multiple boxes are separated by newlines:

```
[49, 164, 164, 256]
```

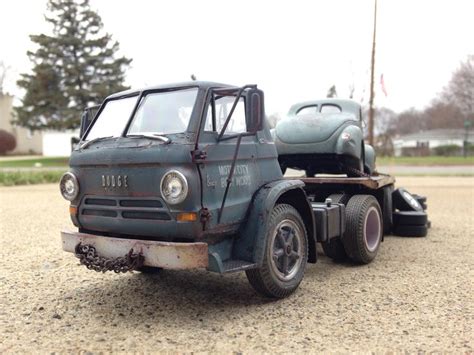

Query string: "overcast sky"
[1, 0, 473, 115]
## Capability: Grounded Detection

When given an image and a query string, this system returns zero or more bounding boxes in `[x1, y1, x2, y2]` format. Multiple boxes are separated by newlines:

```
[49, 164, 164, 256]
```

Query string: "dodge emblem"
[102, 175, 128, 189]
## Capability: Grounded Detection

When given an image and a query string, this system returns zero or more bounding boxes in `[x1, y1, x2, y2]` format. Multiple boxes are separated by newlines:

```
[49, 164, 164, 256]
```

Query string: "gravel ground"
[0, 177, 473, 353]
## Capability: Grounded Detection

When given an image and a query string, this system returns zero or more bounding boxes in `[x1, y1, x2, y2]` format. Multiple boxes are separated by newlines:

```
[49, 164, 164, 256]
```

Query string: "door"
[198, 94, 259, 230]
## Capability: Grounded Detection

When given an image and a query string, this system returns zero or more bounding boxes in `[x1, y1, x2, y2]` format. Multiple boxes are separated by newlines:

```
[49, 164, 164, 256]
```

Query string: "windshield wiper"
[79, 136, 113, 149]
[126, 134, 171, 144]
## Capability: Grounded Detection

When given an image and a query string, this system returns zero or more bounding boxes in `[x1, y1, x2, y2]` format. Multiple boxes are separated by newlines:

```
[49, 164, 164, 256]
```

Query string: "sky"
[0, 0, 473, 116]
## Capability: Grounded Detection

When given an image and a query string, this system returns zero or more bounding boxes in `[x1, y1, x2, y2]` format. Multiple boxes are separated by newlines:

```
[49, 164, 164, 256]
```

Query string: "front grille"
[85, 198, 116, 206]
[80, 196, 171, 221]
[122, 211, 170, 220]
[119, 199, 162, 208]
[83, 209, 118, 218]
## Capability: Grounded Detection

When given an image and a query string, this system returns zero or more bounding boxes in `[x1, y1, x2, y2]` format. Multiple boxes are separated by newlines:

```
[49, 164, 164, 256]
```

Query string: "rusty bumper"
[61, 230, 208, 269]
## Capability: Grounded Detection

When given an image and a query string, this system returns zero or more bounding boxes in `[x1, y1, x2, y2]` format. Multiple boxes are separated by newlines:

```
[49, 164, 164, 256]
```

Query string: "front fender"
[233, 179, 316, 266]
[335, 125, 363, 159]
[364, 144, 376, 174]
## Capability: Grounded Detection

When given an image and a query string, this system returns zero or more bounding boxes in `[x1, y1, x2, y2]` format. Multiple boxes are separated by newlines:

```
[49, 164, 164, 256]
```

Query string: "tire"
[393, 211, 428, 226]
[306, 168, 317, 177]
[393, 188, 423, 212]
[342, 195, 383, 264]
[382, 185, 394, 234]
[246, 204, 308, 298]
[321, 194, 351, 261]
[393, 224, 428, 237]
[136, 266, 162, 274]
[412, 194, 428, 210]
[412, 194, 427, 204]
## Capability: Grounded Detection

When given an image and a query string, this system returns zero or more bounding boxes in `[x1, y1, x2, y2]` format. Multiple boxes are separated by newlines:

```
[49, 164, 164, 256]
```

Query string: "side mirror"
[79, 105, 100, 138]
[246, 88, 264, 133]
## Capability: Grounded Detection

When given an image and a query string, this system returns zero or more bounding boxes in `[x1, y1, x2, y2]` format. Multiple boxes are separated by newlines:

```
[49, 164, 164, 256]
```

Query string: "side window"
[296, 105, 318, 116]
[320, 104, 342, 114]
[205, 96, 246, 134]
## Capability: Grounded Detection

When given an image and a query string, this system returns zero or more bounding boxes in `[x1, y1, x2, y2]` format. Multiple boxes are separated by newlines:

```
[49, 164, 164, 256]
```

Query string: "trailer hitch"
[74, 243, 144, 273]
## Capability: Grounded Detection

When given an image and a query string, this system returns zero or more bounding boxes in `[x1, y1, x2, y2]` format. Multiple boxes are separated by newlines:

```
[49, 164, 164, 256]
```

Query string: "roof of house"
[395, 128, 473, 142]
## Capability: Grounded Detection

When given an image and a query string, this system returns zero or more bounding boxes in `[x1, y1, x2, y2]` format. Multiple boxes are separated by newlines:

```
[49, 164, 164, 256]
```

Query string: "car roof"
[107, 81, 236, 100]
[288, 98, 361, 116]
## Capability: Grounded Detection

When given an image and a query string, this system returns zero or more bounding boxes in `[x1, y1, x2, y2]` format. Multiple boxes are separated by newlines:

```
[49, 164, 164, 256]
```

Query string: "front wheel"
[246, 204, 308, 298]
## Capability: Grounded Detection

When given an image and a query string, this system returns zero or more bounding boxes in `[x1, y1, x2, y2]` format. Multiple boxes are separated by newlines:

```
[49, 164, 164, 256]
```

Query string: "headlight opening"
[160, 170, 188, 205]
[60, 172, 79, 201]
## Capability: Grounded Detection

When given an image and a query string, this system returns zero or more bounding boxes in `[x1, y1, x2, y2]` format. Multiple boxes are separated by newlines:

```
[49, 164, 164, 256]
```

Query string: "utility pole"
[368, 0, 378, 146]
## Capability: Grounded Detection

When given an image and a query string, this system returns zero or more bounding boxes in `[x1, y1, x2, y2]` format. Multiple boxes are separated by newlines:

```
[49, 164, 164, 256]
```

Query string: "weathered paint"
[61, 230, 208, 269]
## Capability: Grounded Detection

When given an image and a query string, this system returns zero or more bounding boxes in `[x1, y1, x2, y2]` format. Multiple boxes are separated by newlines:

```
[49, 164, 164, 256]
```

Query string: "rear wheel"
[342, 195, 383, 264]
[246, 204, 308, 298]
[321, 194, 351, 261]
[382, 185, 394, 235]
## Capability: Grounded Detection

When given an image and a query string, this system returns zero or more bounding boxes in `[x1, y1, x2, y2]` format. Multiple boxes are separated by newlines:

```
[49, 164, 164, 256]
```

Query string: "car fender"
[233, 179, 316, 266]
[364, 143, 376, 174]
[335, 124, 363, 159]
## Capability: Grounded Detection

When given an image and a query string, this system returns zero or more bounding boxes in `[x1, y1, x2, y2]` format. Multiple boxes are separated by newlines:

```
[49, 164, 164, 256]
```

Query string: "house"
[0, 93, 78, 156]
[0, 93, 42, 154]
[393, 128, 473, 156]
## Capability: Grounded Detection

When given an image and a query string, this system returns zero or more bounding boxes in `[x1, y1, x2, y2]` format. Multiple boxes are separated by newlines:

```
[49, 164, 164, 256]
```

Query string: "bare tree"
[441, 55, 474, 117]
[424, 100, 466, 129]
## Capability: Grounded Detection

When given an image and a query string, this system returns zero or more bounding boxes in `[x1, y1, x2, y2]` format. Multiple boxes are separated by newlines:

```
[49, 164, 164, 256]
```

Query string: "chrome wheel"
[269, 219, 304, 281]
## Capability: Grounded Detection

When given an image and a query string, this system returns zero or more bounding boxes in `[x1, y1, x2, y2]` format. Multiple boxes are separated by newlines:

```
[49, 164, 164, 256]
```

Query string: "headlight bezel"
[60, 172, 79, 201]
[160, 170, 188, 205]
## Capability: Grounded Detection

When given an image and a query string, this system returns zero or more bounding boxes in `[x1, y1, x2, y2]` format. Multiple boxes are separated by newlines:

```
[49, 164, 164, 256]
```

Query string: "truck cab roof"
[107, 81, 237, 100]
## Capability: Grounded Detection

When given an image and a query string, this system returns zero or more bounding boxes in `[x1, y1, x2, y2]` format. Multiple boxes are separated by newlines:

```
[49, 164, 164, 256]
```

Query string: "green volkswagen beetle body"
[274, 99, 376, 176]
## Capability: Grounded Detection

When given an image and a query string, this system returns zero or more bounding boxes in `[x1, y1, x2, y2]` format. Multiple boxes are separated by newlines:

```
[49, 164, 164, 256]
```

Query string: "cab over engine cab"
[60, 82, 323, 298]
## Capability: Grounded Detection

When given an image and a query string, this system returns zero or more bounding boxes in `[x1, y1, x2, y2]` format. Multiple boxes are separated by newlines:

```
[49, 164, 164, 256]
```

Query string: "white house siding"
[393, 129, 473, 157]
[42, 131, 79, 157]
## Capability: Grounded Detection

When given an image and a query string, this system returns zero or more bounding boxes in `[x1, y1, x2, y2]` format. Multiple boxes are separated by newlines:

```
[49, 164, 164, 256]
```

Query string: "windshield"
[127, 88, 198, 136]
[84, 88, 198, 141]
[85, 96, 138, 140]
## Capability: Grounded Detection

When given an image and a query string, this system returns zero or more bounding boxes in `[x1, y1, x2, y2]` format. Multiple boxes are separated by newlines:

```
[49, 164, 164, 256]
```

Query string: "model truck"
[60, 82, 428, 299]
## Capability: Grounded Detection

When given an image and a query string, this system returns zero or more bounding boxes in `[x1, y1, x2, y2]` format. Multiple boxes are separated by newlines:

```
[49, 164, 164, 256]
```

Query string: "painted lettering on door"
[218, 164, 251, 188]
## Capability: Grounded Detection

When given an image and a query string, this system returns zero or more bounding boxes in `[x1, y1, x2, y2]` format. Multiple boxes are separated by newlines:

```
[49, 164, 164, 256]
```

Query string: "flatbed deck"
[287, 173, 395, 190]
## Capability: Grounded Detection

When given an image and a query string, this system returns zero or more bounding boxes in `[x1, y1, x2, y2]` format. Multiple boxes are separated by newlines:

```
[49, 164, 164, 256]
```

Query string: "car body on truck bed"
[273, 99, 376, 177]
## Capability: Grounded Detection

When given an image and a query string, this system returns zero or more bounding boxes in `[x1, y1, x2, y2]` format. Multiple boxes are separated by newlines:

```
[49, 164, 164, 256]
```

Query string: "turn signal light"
[69, 206, 78, 216]
[177, 212, 197, 222]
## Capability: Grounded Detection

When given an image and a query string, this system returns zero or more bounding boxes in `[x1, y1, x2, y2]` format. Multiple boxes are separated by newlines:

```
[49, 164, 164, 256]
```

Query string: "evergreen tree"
[15, 0, 132, 131]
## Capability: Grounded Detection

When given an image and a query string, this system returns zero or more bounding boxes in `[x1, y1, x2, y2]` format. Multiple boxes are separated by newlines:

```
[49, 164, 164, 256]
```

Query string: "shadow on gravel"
[65, 252, 363, 328]
[68, 268, 279, 327]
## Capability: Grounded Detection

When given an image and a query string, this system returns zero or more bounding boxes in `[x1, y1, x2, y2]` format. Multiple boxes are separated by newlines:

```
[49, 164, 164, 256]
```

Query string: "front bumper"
[61, 230, 209, 269]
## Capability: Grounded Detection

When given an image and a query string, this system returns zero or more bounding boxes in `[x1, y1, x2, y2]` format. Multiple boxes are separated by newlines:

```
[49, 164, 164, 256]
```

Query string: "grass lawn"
[377, 156, 474, 166]
[0, 156, 69, 168]
[0, 170, 65, 186]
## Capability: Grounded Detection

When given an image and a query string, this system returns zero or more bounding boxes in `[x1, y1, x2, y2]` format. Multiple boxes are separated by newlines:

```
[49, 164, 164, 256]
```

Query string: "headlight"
[160, 170, 188, 205]
[60, 172, 79, 201]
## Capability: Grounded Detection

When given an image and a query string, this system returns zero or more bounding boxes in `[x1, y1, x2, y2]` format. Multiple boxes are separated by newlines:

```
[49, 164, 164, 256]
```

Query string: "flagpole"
[368, 0, 377, 146]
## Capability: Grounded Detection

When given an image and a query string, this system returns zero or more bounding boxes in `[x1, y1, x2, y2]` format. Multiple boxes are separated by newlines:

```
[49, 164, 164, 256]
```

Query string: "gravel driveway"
[0, 177, 473, 353]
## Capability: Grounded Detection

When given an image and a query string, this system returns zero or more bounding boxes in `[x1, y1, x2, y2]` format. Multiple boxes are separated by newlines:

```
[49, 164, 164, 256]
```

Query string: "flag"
[380, 74, 388, 97]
